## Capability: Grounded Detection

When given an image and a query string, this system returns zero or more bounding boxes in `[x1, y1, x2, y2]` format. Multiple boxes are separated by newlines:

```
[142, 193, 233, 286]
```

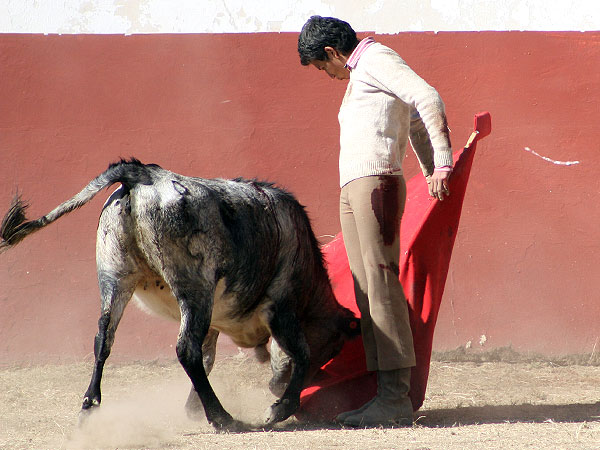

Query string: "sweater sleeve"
[409, 109, 435, 177]
[362, 46, 453, 169]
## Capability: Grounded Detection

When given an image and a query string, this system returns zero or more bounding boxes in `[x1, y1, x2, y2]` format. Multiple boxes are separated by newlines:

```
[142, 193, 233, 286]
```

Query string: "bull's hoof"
[264, 398, 299, 425]
[81, 394, 100, 410]
[77, 403, 98, 428]
[211, 419, 250, 433]
[185, 406, 205, 422]
[268, 378, 288, 398]
[254, 344, 270, 363]
[207, 411, 236, 430]
[79, 395, 101, 427]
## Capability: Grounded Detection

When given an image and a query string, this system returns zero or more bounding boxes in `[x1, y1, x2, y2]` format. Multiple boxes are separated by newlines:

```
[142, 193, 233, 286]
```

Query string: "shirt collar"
[345, 37, 376, 70]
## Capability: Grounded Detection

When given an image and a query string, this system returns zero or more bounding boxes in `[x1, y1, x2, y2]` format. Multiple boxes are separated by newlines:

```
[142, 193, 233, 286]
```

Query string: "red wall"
[1, 32, 599, 364]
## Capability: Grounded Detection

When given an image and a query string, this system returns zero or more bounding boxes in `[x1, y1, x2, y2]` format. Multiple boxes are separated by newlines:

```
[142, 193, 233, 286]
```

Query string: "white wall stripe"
[1, 0, 598, 34]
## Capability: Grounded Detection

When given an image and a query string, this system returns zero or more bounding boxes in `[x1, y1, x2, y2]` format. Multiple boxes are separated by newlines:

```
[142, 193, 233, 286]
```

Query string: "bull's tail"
[0, 158, 154, 253]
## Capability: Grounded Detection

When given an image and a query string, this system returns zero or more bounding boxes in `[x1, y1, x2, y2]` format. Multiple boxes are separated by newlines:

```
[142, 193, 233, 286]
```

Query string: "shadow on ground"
[235, 402, 600, 433]
[417, 402, 600, 427]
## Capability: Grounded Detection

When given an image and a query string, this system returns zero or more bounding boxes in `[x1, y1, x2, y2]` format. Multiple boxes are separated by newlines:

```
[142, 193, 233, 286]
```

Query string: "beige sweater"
[338, 42, 453, 187]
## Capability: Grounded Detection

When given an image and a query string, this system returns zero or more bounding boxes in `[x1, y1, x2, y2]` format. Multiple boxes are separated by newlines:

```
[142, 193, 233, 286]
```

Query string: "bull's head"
[304, 306, 361, 376]
[267, 305, 360, 398]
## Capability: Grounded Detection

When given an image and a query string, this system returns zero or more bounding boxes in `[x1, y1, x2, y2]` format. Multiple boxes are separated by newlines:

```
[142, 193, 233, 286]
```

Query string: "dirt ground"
[1, 349, 599, 450]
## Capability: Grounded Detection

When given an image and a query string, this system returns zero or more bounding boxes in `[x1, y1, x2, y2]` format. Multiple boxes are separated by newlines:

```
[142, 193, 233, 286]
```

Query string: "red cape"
[298, 112, 492, 421]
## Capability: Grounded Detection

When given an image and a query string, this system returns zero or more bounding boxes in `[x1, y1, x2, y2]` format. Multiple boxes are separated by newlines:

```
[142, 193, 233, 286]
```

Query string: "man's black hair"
[298, 16, 359, 66]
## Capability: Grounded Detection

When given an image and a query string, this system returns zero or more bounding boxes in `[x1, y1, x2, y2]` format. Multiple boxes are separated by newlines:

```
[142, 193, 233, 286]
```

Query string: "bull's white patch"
[133, 279, 180, 321]
[133, 277, 273, 349]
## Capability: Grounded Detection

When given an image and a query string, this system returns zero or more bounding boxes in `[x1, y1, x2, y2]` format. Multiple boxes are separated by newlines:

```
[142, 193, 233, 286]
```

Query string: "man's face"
[309, 47, 350, 80]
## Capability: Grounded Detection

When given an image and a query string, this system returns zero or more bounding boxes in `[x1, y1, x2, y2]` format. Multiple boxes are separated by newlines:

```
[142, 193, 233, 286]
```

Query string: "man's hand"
[426, 170, 451, 201]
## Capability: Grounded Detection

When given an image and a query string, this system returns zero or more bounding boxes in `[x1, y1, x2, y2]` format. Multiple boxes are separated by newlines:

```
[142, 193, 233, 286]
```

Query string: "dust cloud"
[46, 352, 277, 449]
[2, 354, 599, 450]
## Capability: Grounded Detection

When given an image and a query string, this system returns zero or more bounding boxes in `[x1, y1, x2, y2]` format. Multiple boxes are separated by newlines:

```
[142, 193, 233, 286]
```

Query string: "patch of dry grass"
[433, 345, 600, 367]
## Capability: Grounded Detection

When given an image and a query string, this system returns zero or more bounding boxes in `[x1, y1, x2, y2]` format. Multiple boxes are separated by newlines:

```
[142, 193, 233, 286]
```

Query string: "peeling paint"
[524, 147, 580, 166]
[364, 0, 384, 14]
[0, 0, 598, 33]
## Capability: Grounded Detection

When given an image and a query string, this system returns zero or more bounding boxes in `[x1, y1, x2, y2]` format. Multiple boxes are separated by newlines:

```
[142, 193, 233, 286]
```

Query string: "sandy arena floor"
[1, 350, 599, 450]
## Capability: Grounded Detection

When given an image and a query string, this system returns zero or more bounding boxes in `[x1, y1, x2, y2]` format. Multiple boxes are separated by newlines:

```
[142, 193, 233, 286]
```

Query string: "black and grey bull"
[0, 159, 359, 428]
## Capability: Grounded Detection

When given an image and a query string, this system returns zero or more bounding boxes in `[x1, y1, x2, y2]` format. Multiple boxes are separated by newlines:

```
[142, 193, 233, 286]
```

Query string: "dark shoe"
[342, 395, 413, 427]
[341, 368, 413, 427]
[335, 396, 376, 423]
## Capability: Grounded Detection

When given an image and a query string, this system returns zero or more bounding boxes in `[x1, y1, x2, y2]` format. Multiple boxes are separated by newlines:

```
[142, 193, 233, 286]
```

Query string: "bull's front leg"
[268, 339, 292, 398]
[264, 307, 310, 425]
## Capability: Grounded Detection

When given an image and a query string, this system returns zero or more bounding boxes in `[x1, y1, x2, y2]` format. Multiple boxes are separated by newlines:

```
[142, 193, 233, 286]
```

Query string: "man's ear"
[324, 46, 339, 59]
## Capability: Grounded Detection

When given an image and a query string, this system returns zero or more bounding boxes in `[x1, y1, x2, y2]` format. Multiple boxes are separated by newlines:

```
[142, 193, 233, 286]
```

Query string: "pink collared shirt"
[345, 37, 375, 70]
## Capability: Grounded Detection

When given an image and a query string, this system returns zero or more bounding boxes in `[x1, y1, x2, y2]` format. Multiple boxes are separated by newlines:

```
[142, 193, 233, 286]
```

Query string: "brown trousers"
[340, 175, 416, 371]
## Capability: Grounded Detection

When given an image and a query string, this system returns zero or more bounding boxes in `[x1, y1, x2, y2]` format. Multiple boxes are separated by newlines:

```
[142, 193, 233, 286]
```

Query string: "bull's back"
[97, 169, 330, 341]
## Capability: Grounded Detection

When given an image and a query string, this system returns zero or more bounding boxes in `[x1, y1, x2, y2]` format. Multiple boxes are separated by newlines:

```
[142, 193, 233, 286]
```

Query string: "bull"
[0, 159, 360, 429]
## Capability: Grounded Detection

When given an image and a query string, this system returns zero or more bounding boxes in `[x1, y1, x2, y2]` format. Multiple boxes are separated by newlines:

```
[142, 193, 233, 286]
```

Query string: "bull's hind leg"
[184, 327, 219, 420]
[172, 282, 236, 429]
[264, 306, 310, 425]
[81, 273, 137, 415]
[81, 190, 138, 419]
